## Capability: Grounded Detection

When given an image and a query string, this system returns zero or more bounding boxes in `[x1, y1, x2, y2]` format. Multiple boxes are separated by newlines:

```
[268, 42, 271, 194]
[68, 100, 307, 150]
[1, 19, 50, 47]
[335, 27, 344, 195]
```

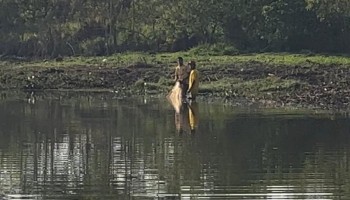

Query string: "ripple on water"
[0, 96, 350, 199]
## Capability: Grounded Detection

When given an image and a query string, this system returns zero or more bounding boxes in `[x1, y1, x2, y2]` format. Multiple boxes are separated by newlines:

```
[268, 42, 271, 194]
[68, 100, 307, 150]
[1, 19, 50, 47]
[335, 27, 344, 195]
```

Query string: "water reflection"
[167, 88, 200, 135]
[174, 105, 189, 134]
[172, 101, 199, 135]
[175, 102, 199, 134]
[188, 102, 199, 134]
[0, 92, 349, 199]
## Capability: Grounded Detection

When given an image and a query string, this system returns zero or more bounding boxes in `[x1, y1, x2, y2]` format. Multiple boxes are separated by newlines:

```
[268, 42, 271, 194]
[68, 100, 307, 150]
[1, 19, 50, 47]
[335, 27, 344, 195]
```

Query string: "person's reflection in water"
[188, 101, 199, 134]
[174, 105, 190, 135]
[168, 97, 199, 135]
[167, 83, 199, 134]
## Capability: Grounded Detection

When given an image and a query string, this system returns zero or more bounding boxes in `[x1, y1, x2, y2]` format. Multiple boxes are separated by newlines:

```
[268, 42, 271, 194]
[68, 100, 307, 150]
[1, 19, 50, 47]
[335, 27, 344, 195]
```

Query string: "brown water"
[0, 92, 350, 199]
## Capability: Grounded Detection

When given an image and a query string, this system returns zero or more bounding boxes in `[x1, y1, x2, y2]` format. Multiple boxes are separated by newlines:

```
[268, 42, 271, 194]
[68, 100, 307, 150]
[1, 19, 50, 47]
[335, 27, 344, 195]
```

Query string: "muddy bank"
[1, 61, 350, 110]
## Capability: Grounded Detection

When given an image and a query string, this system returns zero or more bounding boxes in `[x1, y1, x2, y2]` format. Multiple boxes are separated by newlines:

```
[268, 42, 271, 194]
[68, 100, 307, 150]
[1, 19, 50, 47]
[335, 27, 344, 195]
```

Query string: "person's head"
[177, 57, 184, 66]
[188, 60, 196, 70]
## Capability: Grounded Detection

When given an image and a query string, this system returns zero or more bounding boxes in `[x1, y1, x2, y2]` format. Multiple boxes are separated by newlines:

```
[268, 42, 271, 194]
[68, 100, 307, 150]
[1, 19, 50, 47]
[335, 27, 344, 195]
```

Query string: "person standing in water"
[187, 61, 199, 101]
[174, 57, 190, 99]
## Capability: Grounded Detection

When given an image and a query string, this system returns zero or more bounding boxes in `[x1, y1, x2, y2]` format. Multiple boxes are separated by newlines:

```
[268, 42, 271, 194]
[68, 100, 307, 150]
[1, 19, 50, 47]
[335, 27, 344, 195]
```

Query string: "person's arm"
[188, 80, 195, 92]
[187, 71, 194, 92]
[184, 65, 191, 81]
[174, 67, 179, 82]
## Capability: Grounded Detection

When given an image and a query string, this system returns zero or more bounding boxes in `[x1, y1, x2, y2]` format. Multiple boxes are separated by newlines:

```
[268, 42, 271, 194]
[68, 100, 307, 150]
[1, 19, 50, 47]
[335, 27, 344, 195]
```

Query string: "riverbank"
[1, 52, 350, 110]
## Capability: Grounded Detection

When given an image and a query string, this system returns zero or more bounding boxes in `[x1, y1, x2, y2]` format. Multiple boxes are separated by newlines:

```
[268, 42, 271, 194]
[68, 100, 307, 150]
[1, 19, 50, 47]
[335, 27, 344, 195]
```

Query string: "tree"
[1, 0, 350, 57]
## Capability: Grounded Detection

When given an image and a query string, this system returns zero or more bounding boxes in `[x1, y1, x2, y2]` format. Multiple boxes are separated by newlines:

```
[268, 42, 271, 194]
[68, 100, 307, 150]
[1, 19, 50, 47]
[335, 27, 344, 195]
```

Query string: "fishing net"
[167, 81, 182, 113]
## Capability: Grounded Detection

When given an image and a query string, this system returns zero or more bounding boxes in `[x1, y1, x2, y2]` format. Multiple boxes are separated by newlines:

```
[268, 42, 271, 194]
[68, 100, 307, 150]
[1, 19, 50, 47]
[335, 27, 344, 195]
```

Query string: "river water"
[0, 92, 350, 199]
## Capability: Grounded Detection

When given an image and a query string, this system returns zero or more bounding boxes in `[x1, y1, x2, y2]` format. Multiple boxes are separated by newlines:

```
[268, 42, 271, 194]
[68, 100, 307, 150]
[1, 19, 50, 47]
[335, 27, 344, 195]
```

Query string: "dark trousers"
[179, 81, 189, 99]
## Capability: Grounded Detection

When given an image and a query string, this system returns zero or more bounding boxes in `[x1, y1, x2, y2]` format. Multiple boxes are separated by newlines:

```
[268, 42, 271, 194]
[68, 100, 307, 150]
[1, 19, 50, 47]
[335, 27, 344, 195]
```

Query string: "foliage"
[189, 43, 239, 56]
[1, 0, 350, 58]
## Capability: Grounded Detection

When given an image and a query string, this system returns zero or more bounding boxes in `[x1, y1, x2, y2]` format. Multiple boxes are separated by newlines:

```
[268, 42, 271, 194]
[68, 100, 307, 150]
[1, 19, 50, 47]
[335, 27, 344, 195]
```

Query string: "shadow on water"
[0, 92, 350, 199]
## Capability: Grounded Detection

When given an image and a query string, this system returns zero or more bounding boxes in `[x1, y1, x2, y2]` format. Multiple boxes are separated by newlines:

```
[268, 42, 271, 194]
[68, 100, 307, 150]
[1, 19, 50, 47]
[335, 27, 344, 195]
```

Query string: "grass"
[113, 51, 350, 67]
[200, 77, 242, 93]
[2, 50, 350, 70]
[200, 77, 303, 96]
[236, 77, 303, 92]
[114, 51, 350, 68]
[0, 48, 350, 107]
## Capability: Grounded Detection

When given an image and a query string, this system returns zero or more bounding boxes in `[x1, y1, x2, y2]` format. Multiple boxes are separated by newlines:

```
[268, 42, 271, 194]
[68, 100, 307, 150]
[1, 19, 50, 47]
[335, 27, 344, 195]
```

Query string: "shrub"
[80, 37, 107, 56]
[189, 43, 239, 56]
[158, 77, 173, 86]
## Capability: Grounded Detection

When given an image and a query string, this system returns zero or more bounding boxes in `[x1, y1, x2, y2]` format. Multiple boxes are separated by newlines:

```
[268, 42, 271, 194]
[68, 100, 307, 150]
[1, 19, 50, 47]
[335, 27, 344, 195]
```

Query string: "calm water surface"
[0, 92, 350, 199]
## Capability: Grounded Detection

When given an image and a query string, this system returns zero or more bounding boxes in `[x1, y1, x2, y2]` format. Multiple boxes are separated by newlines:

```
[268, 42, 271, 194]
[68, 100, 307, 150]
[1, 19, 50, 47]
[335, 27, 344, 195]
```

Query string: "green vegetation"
[1, 0, 350, 58]
[201, 77, 303, 95]
[3, 50, 350, 70]
[1, 50, 350, 109]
